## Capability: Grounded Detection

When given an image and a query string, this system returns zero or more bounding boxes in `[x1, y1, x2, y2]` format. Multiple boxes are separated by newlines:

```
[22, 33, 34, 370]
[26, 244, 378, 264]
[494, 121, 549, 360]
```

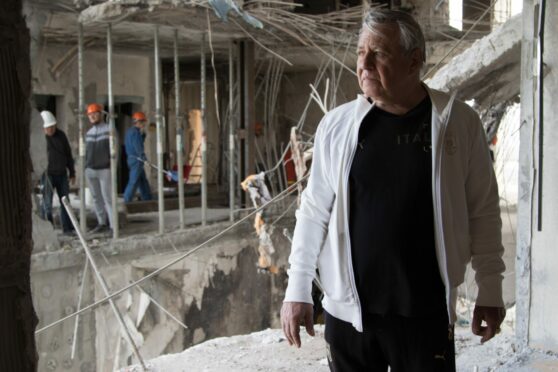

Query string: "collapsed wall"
[32, 215, 294, 371]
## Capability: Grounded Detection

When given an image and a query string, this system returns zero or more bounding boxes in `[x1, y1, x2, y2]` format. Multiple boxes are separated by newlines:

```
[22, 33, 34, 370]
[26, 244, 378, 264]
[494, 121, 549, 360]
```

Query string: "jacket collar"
[422, 84, 455, 119]
[354, 94, 374, 126]
[355, 83, 454, 121]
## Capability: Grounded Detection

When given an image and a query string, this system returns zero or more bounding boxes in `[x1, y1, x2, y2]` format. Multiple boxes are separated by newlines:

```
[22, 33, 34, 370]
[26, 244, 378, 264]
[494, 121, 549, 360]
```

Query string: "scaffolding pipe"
[201, 32, 207, 226]
[78, 22, 86, 233]
[107, 24, 119, 238]
[155, 27, 165, 234]
[228, 41, 235, 221]
[174, 30, 185, 230]
[61, 197, 147, 371]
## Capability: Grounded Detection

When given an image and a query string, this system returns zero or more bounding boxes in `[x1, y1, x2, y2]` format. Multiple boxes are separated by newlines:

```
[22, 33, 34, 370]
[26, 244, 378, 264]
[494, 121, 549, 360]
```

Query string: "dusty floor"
[120, 306, 558, 372]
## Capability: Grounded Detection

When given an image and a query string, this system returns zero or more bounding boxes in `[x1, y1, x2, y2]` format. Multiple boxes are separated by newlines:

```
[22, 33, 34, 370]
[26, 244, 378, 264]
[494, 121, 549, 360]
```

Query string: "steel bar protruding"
[71, 259, 89, 360]
[136, 285, 188, 330]
[78, 22, 86, 233]
[155, 26, 165, 234]
[36, 174, 308, 336]
[174, 29, 185, 230]
[107, 23, 119, 238]
[228, 41, 235, 222]
[61, 197, 146, 371]
[201, 32, 207, 226]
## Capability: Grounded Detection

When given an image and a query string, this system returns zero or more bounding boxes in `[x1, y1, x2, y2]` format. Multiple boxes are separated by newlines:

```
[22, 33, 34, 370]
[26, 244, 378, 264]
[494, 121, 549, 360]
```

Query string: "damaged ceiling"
[34, 0, 365, 64]
[32, 0, 491, 70]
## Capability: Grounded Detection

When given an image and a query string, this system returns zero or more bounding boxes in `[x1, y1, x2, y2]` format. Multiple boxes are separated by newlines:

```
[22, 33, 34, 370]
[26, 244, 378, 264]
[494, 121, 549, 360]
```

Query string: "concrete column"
[518, 0, 558, 352]
[154, 27, 165, 234]
[107, 23, 119, 238]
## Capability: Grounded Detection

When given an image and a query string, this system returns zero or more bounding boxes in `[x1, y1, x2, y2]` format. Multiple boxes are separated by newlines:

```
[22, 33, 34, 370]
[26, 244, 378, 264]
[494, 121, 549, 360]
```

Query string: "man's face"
[44, 126, 56, 136]
[356, 24, 420, 105]
[135, 120, 146, 131]
[88, 111, 102, 124]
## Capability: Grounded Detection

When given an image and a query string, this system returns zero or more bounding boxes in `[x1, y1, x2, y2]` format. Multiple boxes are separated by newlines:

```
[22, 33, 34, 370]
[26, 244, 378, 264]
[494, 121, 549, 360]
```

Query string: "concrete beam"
[426, 14, 522, 108]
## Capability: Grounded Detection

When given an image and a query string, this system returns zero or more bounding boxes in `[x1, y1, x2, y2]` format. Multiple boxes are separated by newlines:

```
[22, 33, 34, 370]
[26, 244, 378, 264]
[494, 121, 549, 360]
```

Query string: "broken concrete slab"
[426, 14, 522, 109]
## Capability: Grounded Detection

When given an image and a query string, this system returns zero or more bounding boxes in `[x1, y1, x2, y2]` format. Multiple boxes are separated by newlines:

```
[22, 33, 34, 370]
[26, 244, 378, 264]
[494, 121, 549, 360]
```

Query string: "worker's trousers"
[85, 167, 113, 228]
[123, 162, 152, 203]
[42, 173, 73, 232]
[325, 310, 455, 372]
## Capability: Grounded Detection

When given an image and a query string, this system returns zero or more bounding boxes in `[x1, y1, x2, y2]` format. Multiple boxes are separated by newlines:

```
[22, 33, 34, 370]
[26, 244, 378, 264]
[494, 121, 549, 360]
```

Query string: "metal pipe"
[228, 41, 235, 221]
[155, 27, 165, 234]
[78, 22, 86, 233]
[70, 260, 88, 360]
[236, 44, 243, 207]
[243, 41, 256, 179]
[174, 29, 185, 230]
[201, 32, 207, 226]
[61, 197, 147, 371]
[107, 23, 119, 238]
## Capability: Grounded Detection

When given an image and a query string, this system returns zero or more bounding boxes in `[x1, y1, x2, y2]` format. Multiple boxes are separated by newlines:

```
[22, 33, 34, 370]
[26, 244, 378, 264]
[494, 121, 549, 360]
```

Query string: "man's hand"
[70, 176, 76, 186]
[281, 302, 314, 348]
[472, 305, 506, 343]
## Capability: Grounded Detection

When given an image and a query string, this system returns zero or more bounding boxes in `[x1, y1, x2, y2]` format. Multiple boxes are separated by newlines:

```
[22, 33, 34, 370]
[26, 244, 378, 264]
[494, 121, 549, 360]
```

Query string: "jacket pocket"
[318, 233, 353, 303]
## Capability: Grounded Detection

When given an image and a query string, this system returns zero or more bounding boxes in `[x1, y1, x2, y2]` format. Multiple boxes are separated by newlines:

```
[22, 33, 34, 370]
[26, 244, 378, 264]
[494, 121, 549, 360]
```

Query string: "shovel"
[134, 156, 179, 183]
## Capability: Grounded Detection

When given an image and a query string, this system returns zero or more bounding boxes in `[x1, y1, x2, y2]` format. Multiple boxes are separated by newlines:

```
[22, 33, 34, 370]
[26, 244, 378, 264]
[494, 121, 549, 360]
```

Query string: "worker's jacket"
[125, 126, 147, 167]
[284, 86, 505, 332]
[85, 122, 111, 170]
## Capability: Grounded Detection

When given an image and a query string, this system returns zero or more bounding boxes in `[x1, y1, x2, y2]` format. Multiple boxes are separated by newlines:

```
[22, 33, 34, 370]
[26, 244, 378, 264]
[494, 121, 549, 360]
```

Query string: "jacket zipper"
[343, 101, 372, 331]
[433, 97, 455, 321]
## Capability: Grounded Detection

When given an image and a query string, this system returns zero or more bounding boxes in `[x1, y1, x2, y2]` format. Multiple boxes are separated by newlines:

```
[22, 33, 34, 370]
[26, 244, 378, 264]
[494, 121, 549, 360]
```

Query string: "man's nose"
[360, 51, 375, 69]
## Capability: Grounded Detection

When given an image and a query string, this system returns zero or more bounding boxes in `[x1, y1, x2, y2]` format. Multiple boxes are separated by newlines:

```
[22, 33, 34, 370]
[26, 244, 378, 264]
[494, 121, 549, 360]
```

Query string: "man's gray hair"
[361, 8, 426, 63]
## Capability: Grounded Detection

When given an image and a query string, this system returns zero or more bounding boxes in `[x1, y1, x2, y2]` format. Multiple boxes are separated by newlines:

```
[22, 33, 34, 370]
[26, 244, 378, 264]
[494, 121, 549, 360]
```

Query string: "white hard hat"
[40, 110, 57, 128]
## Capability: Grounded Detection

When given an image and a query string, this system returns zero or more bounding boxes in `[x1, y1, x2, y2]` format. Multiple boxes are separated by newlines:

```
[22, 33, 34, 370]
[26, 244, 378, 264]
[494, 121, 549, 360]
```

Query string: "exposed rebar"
[62, 197, 146, 371]
[36, 175, 308, 335]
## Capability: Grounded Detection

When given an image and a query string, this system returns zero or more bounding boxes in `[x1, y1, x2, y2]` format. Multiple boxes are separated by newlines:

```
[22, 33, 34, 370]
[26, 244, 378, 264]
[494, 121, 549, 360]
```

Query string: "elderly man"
[123, 111, 152, 203]
[281, 9, 505, 372]
[41, 110, 75, 236]
[85, 103, 113, 234]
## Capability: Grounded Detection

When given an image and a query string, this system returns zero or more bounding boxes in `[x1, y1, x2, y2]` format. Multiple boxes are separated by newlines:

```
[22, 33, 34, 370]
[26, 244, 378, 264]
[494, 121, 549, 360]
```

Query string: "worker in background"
[123, 111, 152, 203]
[41, 110, 75, 236]
[85, 103, 113, 234]
[281, 9, 506, 372]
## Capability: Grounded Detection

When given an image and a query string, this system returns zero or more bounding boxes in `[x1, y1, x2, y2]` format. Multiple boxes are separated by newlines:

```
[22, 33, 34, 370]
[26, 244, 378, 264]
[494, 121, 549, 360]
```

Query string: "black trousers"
[325, 311, 455, 372]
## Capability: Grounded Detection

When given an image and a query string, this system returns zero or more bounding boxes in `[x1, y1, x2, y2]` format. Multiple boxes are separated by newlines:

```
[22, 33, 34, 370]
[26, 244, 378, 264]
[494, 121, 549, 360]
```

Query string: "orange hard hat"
[86, 103, 103, 114]
[132, 112, 147, 122]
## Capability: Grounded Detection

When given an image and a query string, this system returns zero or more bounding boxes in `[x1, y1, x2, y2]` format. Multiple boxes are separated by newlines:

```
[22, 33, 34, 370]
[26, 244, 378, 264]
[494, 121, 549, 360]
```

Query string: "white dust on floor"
[120, 309, 556, 372]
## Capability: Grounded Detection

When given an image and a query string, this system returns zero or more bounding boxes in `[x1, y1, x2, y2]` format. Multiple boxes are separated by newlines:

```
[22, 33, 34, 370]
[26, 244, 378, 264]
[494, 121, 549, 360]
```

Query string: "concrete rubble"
[426, 14, 522, 109]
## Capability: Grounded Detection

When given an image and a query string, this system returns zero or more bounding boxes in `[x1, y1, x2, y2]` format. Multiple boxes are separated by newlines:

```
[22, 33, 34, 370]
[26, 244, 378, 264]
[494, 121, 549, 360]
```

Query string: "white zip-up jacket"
[284, 86, 505, 332]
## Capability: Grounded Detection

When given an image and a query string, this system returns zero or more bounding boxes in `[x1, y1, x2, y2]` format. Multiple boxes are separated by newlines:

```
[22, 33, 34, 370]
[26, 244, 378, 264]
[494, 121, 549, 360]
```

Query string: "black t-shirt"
[348, 96, 446, 317]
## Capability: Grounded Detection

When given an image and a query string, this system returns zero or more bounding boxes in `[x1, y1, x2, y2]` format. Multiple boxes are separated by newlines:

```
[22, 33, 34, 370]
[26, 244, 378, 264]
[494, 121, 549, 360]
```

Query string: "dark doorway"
[34, 94, 57, 115]
[102, 102, 141, 194]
